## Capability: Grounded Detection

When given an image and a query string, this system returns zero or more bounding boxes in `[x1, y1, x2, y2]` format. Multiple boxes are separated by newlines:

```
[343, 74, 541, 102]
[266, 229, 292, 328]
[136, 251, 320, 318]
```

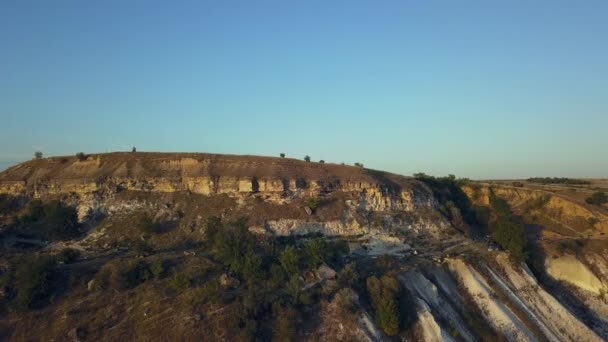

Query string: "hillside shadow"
[526, 236, 605, 336]
[365, 169, 402, 195]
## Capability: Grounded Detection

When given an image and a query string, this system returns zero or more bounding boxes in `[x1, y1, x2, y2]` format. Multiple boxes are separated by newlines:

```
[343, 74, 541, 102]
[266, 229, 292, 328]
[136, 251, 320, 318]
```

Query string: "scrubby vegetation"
[0, 194, 20, 214]
[140, 215, 164, 234]
[585, 191, 607, 206]
[17, 200, 80, 240]
[56, 248, 81, 264]
[488, 194, 528, 262]
[527, 177, 590, 185]
[414, 173, 480, 235]
[1, 255, 58, 309]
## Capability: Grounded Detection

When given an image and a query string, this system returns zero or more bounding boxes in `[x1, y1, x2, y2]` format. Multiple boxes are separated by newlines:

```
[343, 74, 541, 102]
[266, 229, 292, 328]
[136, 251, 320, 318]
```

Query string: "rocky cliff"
[0, 153, 446, 238]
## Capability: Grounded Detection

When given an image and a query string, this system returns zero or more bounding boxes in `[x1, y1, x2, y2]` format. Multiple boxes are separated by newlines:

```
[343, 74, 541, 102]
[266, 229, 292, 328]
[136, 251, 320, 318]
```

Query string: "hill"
[0, 152, 606, 341]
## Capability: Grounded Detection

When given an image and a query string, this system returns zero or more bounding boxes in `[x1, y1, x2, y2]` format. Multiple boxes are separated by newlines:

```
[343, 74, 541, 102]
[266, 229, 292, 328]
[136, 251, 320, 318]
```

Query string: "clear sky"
[1, 1, 607, 179]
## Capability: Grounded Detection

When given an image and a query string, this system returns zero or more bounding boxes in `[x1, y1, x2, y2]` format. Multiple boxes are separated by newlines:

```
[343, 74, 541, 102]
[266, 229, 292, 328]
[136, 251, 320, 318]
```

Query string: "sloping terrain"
[0, 153, 606, 341]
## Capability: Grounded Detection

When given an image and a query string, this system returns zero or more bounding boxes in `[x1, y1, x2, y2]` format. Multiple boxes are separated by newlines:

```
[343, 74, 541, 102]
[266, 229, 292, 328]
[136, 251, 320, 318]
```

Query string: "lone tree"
[304, 155, 311, 162]
[319, 160, 325, 163]
[34, 151, 43, 159]
[280, 153, 285, 158]
[354, 162, 364, 168]
[132, 146, 137, 153]
[76, 152, 87, 161]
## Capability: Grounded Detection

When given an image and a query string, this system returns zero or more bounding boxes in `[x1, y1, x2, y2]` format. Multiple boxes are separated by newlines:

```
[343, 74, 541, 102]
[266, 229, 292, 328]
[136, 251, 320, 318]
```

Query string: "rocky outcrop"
[0, 153, 434, 214]
[545, 255, 604, 294]
[462, 184, 608, 233]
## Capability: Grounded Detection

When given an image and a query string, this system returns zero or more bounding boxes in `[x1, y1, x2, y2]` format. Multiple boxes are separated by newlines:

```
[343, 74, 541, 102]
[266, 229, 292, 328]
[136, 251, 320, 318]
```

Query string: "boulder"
[219, 273, 240, 288]
[317, 263, 337, 281]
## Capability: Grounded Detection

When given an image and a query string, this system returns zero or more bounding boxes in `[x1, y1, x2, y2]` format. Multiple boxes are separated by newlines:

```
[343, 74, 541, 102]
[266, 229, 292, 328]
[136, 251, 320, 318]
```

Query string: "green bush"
[93, 260, 152, 291]
[116, 260, 151, 290]
[272, 304, 298, 342]
[76, 152, 87, 161]
[13, 255, 57, 309]
[279, 246, 300, 277]
[489, 195, 527, 262]
[335, 288, 356, 318]
[150, 257, 165, 279]
[211, 219, 256, 275]
[304, 197, 320, 211]
[92, 266, 112, 291]
[56, 248, 81, 263]
[337, 263, 358, 288]
[366, 275, 400, 336]
[303, 239, 324, 268]
[21, 200, 80, 240]
[168, 270, 191, 293]
[586, 191, 607, 206]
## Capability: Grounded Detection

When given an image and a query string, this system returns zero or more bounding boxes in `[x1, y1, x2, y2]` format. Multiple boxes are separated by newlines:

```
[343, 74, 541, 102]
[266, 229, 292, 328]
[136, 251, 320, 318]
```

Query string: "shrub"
[34, 151, 43, 159]
[92, 266, 112, 291]
[279, 246, 300, 277]
[586, 191, 607, 206]
[241, 251, 263, 283]
[168, 270, 190, 293]
[512, 181, 524, 187]
[304, 155, 311, 162]
[354, 162, 364, 168]
[489, 195, 527, 262]
[131, 146, 136, 153]
[44, 201, 80, 239]
[211, 219, 256, 275]
[366, 275, 400, 336]
[116, 260, 151, 290]
[304, 239, 324, 268]
[319, 160, 325, 163]
[280, 153, 285, 158]
[337, 263, 358, 288]
[56, 248, 81, 264]
[20, 200, 80, 240]
[150, 257, 165, 279]
[305, 197, 320, 211]
[140, 215, 163, 234]
[268, 263, 286, 289]
[375, 298, 399, 336]
[0, 194, 19, 214]
[335, 288, 356, 318]
[75, 152, 87, 161]
[13, 255, 57, 309]
[272, 305, 298, 342]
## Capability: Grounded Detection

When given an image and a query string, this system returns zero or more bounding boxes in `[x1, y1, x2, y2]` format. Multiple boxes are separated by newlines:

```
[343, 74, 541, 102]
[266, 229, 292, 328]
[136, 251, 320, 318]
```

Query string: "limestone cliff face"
[0, 153, 439, 232]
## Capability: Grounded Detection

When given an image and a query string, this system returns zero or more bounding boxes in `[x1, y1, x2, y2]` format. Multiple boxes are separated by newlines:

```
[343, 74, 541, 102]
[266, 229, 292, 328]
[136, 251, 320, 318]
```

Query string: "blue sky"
[1, 1, 606, 179]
